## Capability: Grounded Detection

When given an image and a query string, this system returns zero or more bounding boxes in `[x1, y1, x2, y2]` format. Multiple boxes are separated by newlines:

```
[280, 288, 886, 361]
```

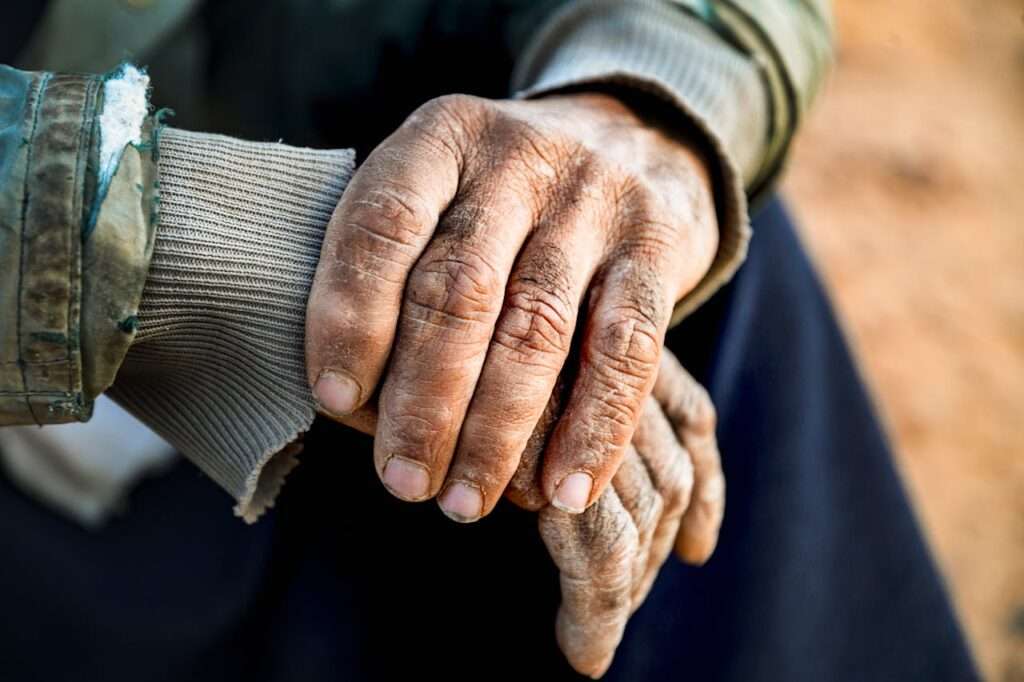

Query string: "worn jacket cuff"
[512, 0, 768, 321]
[0, 65, 156, 425]
[108, 128, 355, 522]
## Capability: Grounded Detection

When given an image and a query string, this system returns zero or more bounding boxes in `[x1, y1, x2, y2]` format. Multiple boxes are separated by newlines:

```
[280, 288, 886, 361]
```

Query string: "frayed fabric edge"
[85, 63, 150, 239]
[233, 430, 310, 524]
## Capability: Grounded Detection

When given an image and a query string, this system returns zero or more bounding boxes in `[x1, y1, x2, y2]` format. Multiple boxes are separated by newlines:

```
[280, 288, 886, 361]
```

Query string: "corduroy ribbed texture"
[512, 0, 767, 322]
[109, 128, 355, 522]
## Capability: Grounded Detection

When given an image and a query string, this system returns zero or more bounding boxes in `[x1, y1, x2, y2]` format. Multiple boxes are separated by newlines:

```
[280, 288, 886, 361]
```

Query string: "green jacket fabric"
[0, 0, 832, 444]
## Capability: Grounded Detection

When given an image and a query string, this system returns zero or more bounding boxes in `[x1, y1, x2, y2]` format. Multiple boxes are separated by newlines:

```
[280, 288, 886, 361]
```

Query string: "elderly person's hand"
[333, 348, 724, 678]
[306, 92, 718, 519]
[517, 350, 724, 678]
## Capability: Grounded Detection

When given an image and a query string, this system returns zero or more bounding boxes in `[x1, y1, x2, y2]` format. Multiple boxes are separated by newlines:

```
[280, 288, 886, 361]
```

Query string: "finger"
[503, 368, 572, 511]
[629, 395, 693, 602]
[609, 445, 663, 610]
[306, 96, 470, 418]
[442, 211, 606, 520]
[541, 252, 673, 515]
[331, 404, 378, 437]
[540, 488, 637, 679]
[654, 351, 724, 565]
[374, 174, 535, 503]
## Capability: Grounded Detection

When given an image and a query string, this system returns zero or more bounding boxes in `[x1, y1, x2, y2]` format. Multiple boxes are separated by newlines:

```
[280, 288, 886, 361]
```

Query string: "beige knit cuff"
[512, 0, 769, 322]
[108, 128, 354, 522]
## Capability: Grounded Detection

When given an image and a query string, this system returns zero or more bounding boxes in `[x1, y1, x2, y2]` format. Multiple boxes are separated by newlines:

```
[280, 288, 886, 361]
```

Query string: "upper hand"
[305, 91, 718, 519]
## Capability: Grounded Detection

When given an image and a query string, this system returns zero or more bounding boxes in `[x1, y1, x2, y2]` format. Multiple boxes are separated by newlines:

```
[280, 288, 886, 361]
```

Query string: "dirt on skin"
[782, 1, 1024, 679]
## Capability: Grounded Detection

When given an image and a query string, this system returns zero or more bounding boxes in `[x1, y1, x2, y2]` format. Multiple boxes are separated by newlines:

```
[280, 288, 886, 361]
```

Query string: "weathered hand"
[306, 92, 717, 519]
[334, 348, 725, 678]
[516, 350, 725, 677]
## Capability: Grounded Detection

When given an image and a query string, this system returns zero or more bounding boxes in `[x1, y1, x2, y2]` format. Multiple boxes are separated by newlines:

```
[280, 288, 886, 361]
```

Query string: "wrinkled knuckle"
[494, 281, 575, 363]
[343, 182, 430, 254]
[308, 300, 386, 357]
[618, 176, 672, 221]
[614, 184, 684, 255]
[593, 311, 662, 385]
[384, 397, 455, 456]
[599, 515, 640, 577]
[406, 249, 503, 327]
[402, 95, 490, 162]
[413, 94, 487, 132]
[455, 436, 523, 486]
[587, 386, 642, 441]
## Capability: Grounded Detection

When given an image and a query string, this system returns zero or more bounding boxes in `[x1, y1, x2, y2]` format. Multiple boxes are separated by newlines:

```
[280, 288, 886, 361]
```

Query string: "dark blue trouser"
[0, 199, 978, 681]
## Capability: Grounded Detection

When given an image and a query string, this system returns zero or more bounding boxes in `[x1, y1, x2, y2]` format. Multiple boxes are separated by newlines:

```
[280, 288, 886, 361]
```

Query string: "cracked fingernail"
[553, 471, 593, 514]
[438, 481, 483, 523]
[382, 456, 430, 501]
[313, 370, 361, 416]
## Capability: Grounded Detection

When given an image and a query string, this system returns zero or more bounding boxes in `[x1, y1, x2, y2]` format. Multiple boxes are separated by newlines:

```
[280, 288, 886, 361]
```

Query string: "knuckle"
[613, 181, 686, 254]
[592, 310, 662, 385]
[452, 439, 522, 490]
[662, 452, 695, 518]
[616, 177, 673, 225]
[407, 94, 488, 155]
[585, 384, 643, 444]
[493, 271, 575, 364]
[384, 393, 455, 453]
[307, 299, 386, 358]
[341, 182, 431, 255]
[504, 120, 578, 179]
[596, 512, 640, 578]
[697, 470, 726, 509]
[687, 385, 718, 437]
[406, 248, 503, 328]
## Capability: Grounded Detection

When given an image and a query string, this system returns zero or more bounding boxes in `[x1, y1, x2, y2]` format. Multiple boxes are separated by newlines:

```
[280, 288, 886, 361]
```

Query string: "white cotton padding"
[97, 64, 150, 191]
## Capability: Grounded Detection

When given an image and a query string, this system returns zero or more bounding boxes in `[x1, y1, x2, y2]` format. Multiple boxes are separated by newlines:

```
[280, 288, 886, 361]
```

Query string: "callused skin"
[306, 91, 719, 521]
[327, 348, 725, 679]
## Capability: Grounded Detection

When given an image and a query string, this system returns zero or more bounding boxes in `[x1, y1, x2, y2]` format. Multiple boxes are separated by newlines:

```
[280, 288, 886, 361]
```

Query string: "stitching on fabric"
[0, 359, 70, 367]
[67, 76, 97, 395]
[15, 72, 51, 426]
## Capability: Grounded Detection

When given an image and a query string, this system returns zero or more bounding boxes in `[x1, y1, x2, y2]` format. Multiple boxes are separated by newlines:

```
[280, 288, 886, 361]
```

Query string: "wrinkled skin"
[334, 349, 724, 678]
[306, 92, 718, 518]
[306, 91, 722, 677]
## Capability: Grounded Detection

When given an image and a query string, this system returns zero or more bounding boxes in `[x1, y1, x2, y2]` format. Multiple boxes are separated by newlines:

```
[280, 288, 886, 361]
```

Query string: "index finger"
[306, 98, 466, 418]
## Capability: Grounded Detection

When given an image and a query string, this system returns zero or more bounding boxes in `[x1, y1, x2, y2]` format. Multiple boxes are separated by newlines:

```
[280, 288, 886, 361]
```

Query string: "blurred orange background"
[784, 1, 1024, 679]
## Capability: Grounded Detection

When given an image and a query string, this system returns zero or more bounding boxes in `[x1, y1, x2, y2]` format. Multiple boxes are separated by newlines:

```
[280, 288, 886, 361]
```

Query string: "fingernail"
[382, 456, 431, 501]
[553, 471, 594, 514]
[438, 481, 483, 523]
[313, 370, 360, 416]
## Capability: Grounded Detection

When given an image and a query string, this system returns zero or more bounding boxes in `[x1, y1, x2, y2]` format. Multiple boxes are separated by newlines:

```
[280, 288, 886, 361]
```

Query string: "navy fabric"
[0, 199, 978, 681]
[0, 3, 48, 64]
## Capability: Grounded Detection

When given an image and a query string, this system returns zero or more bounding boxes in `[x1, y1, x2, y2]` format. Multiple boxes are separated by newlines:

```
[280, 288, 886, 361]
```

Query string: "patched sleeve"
[0, 64, 157, 426]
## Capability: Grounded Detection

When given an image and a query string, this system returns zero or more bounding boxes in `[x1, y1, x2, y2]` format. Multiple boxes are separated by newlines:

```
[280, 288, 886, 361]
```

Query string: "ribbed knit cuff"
[512, 0, 768, 322]
[108, 128, 355, 522]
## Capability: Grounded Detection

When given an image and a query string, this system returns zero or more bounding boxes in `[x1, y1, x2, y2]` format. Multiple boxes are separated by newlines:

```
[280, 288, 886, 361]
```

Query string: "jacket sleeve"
[0, 64, 157, 427]
[0, 63, 355, 522]
[511, 0, 834, 320]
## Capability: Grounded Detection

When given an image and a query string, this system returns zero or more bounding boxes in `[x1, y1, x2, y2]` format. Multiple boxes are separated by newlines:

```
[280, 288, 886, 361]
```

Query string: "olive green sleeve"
[0, 64, 157, 426]
[512, 0, 833, 321]
[692, 0, 834, 201]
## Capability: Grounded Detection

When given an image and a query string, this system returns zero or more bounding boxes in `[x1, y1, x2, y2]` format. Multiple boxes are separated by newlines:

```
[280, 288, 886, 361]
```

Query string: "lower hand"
[522, 350, 724, 677]
[333, 348, 725, 678]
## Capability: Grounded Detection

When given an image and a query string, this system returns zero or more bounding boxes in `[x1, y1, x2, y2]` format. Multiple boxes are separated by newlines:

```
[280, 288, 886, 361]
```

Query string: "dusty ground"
[783, 0, 1024, 679]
